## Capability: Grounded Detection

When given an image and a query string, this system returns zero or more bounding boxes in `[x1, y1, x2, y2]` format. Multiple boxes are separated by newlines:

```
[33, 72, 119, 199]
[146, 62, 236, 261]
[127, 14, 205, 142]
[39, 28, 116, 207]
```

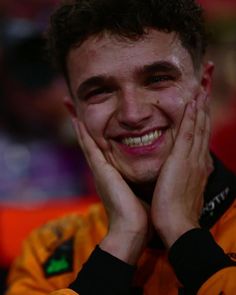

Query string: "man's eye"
[85, 87, 112, 100]
[146, 75, 173, 85]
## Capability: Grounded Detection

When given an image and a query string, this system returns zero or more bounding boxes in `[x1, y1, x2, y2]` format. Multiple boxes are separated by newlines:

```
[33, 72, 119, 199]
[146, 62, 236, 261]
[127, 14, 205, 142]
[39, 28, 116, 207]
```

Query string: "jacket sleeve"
[69, 246, 135, 295]
[5, 211, 134, 295]
[49, 290, 78, 295]
[6, 237, 134, 295]
[169, 228, 236, 295]
[5, 215, 83, 295]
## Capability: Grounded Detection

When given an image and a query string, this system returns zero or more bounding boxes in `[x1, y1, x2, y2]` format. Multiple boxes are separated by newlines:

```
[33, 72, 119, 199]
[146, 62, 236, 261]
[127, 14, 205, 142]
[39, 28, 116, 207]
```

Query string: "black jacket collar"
[200, 154, 236, 228]
[148, 154, 236, 249]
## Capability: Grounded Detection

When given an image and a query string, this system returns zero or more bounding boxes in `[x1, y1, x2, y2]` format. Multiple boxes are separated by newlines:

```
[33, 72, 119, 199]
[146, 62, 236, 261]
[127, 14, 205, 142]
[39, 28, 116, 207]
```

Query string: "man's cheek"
[83, 116, 108, 149]
[84, 102, 115, 143]
[161, 98, 186, 140]
[158, 95, 186, 126]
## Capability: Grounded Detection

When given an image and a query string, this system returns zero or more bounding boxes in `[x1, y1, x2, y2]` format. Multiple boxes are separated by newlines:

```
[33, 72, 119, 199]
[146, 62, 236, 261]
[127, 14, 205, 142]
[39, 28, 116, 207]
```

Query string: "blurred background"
[0, 0, 235, 293]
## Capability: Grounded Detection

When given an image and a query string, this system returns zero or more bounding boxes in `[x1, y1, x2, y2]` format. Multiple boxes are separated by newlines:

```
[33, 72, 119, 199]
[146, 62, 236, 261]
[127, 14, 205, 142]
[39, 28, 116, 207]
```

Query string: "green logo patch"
[43, 238, 74, 277]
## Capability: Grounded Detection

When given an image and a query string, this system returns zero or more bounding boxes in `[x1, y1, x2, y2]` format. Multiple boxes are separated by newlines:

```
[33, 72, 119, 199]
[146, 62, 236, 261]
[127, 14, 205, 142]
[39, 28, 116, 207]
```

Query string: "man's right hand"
[73, 119, 149, 265]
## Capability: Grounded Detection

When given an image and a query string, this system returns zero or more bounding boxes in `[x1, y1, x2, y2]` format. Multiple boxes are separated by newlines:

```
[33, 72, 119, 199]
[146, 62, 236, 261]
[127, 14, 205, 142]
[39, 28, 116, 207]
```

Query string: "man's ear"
[200, 61, 215, 95]
[63, 96, 78, 119]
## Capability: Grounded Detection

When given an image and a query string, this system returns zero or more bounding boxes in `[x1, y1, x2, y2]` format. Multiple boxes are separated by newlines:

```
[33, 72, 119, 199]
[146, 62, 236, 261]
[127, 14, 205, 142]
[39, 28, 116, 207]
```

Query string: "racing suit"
[5, 156, 236, 295]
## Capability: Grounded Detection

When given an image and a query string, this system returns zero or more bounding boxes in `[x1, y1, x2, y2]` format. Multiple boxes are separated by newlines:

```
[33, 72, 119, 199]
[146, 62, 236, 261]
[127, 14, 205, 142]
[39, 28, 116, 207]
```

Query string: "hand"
[73, 119, 149, 264]
[151, 91, 212, 248]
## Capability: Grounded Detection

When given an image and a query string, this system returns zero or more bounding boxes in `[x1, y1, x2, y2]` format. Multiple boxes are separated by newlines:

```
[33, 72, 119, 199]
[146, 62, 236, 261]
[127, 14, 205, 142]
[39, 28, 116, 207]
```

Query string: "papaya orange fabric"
[0, 196, 98, 266]
[5, 199, 236, 295]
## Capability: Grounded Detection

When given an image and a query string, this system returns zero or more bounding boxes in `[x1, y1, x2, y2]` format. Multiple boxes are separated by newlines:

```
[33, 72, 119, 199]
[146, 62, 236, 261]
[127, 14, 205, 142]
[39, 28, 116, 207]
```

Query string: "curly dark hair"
[47, 0, 207, 80]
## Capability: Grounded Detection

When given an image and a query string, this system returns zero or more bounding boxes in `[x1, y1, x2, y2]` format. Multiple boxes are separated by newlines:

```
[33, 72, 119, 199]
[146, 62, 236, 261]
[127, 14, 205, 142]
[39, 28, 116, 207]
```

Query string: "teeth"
[122, 130, 162, 147]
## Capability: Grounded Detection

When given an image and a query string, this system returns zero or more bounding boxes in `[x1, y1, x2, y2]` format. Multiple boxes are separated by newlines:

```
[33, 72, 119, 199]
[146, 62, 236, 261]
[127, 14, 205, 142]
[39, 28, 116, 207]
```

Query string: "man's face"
[67, 29, 207, 183]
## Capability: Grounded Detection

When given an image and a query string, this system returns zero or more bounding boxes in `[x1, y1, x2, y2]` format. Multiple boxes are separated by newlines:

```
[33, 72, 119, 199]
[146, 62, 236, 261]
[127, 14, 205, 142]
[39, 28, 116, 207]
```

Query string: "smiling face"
[67, 29, 211, 184]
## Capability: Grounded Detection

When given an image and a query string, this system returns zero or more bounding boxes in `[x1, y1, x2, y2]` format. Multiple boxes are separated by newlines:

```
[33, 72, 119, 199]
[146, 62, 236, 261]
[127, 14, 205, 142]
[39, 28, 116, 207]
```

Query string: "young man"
[6, 0, 236, 294]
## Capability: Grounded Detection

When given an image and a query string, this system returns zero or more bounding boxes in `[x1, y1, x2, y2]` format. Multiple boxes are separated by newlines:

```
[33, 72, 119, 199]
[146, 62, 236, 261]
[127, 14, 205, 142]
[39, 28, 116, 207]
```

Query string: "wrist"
[100, 228, 148, 265]
[154, 217, 199, 248]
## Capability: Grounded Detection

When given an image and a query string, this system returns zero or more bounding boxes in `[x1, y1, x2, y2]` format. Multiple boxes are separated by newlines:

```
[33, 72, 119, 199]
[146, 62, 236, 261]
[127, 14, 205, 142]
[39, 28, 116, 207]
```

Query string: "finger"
[72, 119, 141, 224]
[202, 97, 211, 158]
[172, 99, 196, 157]
[202, 111, 213, 175]
[73, 119, 107, 172]
[74, 120, 132, 194]
[190, 92, 208, 158]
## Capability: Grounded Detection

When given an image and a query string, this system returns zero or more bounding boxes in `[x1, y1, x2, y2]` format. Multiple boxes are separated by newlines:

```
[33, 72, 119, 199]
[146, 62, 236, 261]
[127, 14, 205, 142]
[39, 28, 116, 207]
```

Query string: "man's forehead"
[66, 28, 198, 96]
[70, 29, 181, 54]
[67, 29, 190, 71]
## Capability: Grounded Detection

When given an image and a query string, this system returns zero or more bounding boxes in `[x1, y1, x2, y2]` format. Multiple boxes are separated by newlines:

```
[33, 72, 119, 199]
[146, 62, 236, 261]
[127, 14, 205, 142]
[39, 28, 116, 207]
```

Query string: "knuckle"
[188, 113, 195, 122]
[184, 131, 194, 142]
[196, 126, 204, 136]
[185, 158, 194, 169]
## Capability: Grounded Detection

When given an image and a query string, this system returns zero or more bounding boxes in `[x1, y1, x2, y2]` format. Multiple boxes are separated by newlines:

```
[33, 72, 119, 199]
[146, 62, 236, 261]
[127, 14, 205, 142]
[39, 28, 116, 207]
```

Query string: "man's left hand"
[151, 91, 213, 248]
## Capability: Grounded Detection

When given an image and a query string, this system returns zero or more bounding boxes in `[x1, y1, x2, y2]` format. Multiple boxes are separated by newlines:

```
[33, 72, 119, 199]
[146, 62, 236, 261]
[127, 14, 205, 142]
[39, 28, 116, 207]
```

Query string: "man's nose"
[116, 89, 152, 128]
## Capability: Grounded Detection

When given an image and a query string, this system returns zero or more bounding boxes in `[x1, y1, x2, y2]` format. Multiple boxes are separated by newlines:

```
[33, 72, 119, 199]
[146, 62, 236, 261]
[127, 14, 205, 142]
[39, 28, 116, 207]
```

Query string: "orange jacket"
[5, 201, 236, 295]
[5, 158, 236, 295]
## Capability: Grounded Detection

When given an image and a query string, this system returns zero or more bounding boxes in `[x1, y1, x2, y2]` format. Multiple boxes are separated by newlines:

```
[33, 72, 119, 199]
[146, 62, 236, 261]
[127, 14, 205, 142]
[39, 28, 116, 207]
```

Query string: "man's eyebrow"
[76, 61, 181, 98]
[138, 61, 182, 76]
[76, 75, 111, 98]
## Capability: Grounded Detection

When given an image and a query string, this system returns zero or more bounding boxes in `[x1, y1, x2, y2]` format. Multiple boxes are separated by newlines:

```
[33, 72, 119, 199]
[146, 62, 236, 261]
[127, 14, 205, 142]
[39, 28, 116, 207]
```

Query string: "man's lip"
[111, 126, 168, 141]
[114, 128, 166, 156]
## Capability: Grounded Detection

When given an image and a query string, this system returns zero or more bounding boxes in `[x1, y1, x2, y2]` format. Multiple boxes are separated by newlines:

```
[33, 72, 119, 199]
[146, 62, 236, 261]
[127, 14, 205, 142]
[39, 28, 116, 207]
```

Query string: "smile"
[122, 130, 162, 147]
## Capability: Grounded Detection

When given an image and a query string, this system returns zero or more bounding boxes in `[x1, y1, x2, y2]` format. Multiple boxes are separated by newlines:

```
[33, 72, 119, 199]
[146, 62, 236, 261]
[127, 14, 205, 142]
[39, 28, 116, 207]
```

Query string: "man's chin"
[123, 168, 159, 185]
[123, 170, 159, 202]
